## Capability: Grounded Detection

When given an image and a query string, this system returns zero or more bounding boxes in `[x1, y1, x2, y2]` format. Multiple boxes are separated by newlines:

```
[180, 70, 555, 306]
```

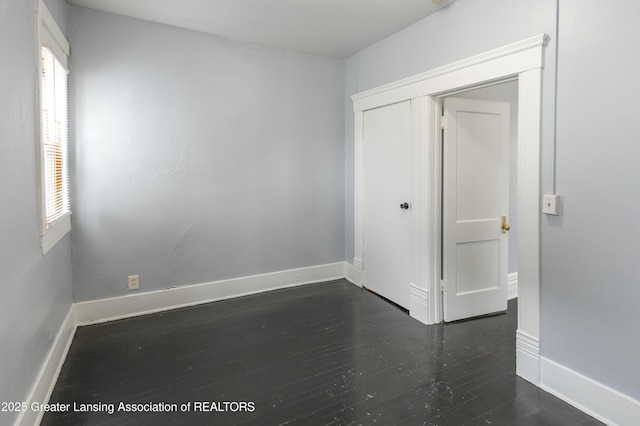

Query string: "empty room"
[1, 0, 639, 425]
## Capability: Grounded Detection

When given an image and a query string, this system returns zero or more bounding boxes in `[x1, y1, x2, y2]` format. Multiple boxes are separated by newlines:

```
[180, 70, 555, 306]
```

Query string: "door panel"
[456, 111, 503, 221]
[363, 101, 411, 308]
[443, 97, 510, 322]
[456, 240, 499, 294]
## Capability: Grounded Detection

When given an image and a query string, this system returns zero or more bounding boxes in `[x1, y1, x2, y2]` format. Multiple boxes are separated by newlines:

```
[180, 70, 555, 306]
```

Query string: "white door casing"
[442, 97, 510, 322]
[362, 101, 412, 308]
[352, 34, 547, 385]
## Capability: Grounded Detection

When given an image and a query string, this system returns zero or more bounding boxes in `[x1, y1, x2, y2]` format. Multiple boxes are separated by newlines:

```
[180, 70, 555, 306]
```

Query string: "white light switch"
[543, 194, 560, 215]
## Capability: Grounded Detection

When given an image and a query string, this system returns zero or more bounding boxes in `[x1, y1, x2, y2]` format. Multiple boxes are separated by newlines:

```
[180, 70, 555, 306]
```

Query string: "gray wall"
[457, 81, 519, 274]
[541, 0, 640, 399]
[43, 0, 68, 30]
[0, 0, 72, 425]
[344, 0, 557, 262]
[68, 7, 345, 301]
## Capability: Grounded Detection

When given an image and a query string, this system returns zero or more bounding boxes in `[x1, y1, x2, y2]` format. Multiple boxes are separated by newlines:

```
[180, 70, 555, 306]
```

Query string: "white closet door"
[363, 101, 411, 308]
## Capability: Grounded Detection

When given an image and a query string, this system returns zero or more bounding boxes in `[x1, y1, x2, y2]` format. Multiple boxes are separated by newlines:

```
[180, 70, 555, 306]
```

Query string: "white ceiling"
[67, 0, 456, 58]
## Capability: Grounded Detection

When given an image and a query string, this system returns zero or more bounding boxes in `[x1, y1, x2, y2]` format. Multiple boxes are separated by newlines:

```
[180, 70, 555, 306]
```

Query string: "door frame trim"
[352, 34, 549, 385]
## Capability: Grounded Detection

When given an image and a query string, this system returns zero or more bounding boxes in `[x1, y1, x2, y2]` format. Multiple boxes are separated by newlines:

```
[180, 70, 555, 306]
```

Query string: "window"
[38, 0, 71, 254]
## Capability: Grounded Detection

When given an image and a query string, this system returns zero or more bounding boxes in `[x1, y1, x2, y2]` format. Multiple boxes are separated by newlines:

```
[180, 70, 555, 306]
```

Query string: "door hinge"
[440, 280, 445, 293]
[440, 115, 446, 130]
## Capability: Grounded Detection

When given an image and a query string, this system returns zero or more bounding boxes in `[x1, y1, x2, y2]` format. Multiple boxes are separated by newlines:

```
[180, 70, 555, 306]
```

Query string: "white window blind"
[40, 46, 70, 226]
[38, 0, 70, 254]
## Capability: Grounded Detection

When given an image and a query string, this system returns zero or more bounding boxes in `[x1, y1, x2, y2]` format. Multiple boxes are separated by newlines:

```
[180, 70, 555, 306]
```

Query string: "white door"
[443, 97, 510, 322]
[363, 101, 411, 308]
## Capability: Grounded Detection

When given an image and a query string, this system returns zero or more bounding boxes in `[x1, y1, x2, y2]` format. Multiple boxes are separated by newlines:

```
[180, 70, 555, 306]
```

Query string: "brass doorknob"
[501, 215, 510, 234]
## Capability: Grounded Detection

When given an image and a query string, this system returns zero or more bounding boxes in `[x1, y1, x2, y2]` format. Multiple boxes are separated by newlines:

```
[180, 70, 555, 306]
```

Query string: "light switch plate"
[543, 194, 560, 215]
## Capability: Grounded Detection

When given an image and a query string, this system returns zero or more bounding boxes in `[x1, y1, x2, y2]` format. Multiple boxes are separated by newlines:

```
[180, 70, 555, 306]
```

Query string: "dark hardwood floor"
[42, 280, 601, 425]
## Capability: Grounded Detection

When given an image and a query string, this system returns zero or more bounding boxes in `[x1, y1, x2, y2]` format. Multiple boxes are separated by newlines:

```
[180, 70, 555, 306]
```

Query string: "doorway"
[352, 34, 548, 385]
[440, 81, 519, 322]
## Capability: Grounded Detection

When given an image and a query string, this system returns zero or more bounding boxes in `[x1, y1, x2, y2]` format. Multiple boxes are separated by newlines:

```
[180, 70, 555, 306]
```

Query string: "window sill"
[41, 214, 71, 255]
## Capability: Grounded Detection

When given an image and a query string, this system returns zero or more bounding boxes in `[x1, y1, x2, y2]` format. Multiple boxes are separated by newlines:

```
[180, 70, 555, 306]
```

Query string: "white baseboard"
[409, 284, 430, 324]
[352, 257, 363, 270]
[15, 306, 76, 426]
[540, 357, 640, 426]
[75, 262, 345, 325]
[516, 329, 540, 385]
[344, 262, 363, 287]
[508, 272, 518, 300]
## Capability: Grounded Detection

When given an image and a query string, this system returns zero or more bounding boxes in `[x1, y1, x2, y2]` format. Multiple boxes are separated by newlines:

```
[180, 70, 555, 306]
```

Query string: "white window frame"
[37, 0, 71, 254]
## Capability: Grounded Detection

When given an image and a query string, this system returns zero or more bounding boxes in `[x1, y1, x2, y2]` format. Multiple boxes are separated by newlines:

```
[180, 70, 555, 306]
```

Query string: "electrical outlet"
[128, 275, 139, 290]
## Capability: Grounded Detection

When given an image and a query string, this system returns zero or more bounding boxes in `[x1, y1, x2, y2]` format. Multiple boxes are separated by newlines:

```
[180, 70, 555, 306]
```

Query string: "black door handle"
[400, 202, 409, 210]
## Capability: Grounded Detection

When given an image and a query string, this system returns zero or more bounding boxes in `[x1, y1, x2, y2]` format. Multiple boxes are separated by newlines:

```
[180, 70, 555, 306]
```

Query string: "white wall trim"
[515, 68, 542, 340]
[540, 357, 640, 426]
[37, 0, 70, 59]
[40, 214, 71, 255]
[508, 272, 518, 300]
[516, 329, 540, 385]
[353, 110, 364, 278]
[352, 35, 547, 105]
[344, 262, 363, 287]
[15, 306, 76, 426]
[352, 34, 549, 112]
[352, 257, 364, 271]
[409, 284, 429, 324]
[409, 96, 432, 323]
[75, 262, 345, 325]
[426, 97, 444, 324]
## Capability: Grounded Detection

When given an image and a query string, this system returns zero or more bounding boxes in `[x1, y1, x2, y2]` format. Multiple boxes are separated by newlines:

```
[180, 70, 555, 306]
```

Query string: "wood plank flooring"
[42, 280, 601, 425]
